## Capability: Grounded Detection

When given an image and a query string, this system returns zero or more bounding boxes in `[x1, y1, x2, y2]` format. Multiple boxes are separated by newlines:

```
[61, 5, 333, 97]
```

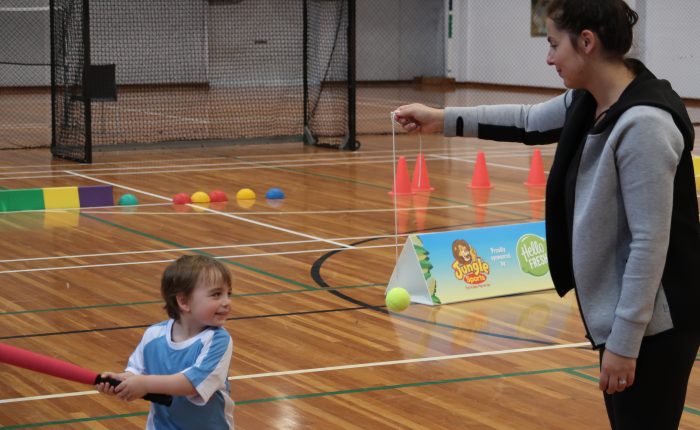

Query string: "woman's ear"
[580, 29, 595, 52]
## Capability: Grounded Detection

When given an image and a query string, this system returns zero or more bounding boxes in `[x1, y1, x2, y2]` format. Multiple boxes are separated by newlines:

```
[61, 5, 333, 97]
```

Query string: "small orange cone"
[524, 149, 547, 186]
[470, 151, 493, 189]
[389, 156, 415, 195]
[411, 153, 434, 192]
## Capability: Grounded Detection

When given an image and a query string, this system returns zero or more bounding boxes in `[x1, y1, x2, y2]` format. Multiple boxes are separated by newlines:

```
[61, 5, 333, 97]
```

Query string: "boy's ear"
[176, 293, 190, 313]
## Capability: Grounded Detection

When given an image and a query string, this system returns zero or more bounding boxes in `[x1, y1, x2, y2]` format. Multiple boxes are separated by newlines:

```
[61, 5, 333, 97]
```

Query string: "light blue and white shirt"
[126, 319, 234, 429]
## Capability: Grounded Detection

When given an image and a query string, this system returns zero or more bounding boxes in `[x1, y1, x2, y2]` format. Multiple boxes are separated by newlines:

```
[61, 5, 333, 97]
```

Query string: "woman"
[394, 1, 700, 428]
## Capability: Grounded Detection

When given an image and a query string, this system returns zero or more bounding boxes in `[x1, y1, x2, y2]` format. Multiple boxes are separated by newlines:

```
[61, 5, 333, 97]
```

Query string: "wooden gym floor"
[0, 89, 699, 429]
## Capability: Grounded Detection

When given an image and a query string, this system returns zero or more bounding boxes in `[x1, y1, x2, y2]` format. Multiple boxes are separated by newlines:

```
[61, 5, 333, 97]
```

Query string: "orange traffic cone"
[524, 149, 547, 186]
[411, 153, 434, 192]
[470, 151, 493, 189]
[389, 156, 415, 195]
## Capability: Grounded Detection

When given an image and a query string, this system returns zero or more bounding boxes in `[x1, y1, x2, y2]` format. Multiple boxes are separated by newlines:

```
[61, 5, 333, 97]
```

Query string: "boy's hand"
[115, 375, 150, 402]
[95, 372, 132, 396]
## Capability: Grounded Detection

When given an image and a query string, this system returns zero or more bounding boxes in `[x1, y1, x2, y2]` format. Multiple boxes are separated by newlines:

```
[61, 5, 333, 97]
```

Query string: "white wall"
[0, 0, 50, 86]
[641, 0, 700, 98]
[356, 0, 444, 80]
[450, 0, 700, 98]
[2, 0, 698, 100]
[453, 0, 562, 88]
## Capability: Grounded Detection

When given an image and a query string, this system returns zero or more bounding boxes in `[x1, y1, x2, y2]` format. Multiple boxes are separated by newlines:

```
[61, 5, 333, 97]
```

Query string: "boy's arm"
[114, 373, 196, 401]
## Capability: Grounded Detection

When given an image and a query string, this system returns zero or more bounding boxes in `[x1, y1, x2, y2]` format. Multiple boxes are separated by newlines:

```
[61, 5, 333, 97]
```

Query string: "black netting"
[51, 0, 90, 162]
[47, 0, 351, 157]
[306, 0, 350, 147]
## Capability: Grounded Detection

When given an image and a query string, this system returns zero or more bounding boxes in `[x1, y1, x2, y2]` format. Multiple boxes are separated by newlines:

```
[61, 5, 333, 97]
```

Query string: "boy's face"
[181, 274, 231, 328]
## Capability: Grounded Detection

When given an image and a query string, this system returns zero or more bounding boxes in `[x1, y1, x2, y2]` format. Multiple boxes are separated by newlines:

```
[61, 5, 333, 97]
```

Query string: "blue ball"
[265, 187, 285, 199]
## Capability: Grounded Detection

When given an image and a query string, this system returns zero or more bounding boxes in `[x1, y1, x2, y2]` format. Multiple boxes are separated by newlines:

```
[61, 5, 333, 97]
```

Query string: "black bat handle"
[96, 375, 173, 407]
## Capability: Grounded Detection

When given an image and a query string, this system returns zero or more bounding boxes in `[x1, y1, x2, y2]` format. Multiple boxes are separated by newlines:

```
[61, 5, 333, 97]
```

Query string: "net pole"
[302, 0, 312, 145]
[81, 0, 92, 163]
[49, 0, 57, 153]
[343, 0, 357, 151]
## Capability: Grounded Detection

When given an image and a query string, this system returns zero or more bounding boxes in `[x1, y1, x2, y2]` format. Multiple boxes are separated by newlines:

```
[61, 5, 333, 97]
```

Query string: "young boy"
[97, 255, 234, 429]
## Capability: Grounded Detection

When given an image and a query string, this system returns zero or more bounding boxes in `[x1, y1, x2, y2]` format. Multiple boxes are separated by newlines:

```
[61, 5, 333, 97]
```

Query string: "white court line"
[120, 107, 210, 124]
[0, 156, 228, 171]
[0, 147, 547, 178]
[0, 202, 168, 215]
[0, 238, 329, 264]
[65, 171, 352, 250]
[0, 146, 551, 179]
[0, 198, 545, 265]
[0, 151, 547, 181]
[0, 6, 49, 11]
[431, 154, 543, 173]
[77, 201, 527, 217]
[0, 234, 406, 264]
[232, 145, 555, 160]
[0, 341, 590, 404]
[0, 244, 394, 275]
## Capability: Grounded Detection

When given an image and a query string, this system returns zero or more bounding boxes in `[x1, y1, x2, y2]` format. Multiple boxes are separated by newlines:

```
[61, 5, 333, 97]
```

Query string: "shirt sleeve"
[125, 324, 164, 375]
[604, 106, 685, 357]
[182, 328, 233, 405]
[444, 90, 572, 144]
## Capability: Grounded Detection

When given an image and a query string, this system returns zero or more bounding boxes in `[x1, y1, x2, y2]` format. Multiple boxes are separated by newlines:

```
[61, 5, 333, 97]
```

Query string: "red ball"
[172, 193, 191, 205]
[209, 190, 228, 203]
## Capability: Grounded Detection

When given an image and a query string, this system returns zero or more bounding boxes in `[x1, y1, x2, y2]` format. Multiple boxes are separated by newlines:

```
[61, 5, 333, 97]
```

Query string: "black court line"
[310, 219, 561, 346]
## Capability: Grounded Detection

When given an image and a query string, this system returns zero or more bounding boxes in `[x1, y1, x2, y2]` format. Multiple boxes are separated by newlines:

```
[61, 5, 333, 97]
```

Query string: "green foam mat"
[0, 188, 46, 212]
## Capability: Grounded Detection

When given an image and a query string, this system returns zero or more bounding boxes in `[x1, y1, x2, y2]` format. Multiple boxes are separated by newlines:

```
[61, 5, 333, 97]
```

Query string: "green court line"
[0, 284, 384, 316]
[0, 363, 600, 429]
[564, 368, 700, 416]
[0, 412, 148, 429]
[235, 364, 598, 405]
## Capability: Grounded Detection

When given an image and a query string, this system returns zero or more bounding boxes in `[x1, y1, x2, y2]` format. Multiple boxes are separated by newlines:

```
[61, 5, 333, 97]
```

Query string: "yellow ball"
[191, 191, 211, 203]
[386, 287, 411, 312]
[236, 188, 256, 200]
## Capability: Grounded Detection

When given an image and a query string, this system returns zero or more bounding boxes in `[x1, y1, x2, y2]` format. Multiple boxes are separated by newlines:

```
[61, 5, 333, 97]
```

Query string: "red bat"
[0, 342, 171, 406]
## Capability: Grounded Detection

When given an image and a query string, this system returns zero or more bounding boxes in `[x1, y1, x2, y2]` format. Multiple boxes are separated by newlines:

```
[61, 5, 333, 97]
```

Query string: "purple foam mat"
[78, 185, 114, 208]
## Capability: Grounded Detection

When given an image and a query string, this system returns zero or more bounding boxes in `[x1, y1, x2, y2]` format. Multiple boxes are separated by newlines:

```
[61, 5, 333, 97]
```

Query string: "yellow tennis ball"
[236, 188, 256, 200]
[386, 287, 411, 312]
[191, 191, 211, 203]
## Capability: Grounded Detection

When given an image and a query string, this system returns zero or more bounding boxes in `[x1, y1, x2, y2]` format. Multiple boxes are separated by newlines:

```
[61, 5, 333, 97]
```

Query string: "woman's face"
[545, 18, 587, 89]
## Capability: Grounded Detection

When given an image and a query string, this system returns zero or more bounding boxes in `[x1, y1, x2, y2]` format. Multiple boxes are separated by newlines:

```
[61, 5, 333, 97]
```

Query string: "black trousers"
[600, 328, 700, 430]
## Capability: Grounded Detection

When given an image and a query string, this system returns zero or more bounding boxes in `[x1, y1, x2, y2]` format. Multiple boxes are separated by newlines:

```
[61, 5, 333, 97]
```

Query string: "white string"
[390, 111, 400, 265]
[417, 132, 423, 186]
